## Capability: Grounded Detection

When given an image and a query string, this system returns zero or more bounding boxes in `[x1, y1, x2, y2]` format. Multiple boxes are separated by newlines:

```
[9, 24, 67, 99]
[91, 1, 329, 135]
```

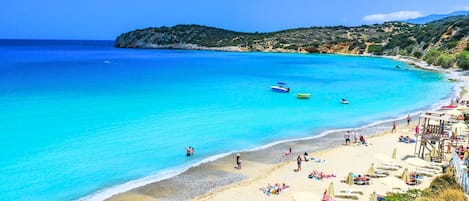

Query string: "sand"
[192, 123, 438, 201]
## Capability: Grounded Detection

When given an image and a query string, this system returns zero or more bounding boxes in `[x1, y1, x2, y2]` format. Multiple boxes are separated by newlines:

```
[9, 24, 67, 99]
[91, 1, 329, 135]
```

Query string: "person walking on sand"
[353, 130, 358, 144]
[344, 131, 351, 145]
[296, 154, 302, 171]
[391, 121, 397, 133]
[236, 153, 242, 169]
[407, 115, 411, 125]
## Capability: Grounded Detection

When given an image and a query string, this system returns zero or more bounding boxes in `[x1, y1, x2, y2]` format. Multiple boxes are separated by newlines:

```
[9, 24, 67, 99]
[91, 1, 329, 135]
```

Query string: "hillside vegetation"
[115, 15, 469, 69]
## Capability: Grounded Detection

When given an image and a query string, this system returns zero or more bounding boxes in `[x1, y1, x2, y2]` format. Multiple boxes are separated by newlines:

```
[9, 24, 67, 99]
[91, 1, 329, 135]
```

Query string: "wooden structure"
[415, 112, 449, 163]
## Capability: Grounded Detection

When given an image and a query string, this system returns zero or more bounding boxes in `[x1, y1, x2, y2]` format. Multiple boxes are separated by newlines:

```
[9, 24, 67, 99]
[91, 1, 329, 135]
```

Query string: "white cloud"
[363, 11, 423, 23]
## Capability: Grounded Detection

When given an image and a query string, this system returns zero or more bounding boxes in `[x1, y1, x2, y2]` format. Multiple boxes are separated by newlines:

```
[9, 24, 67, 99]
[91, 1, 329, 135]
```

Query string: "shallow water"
[0, 40, 452, 201]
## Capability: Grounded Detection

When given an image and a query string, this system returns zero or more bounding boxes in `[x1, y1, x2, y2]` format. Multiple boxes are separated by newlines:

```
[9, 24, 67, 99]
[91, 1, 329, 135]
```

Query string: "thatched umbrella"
[345, 172, 354, 186]
[327, 182, 335, 198]
[424, 153, 431, 162]
[401, 168, 409, 183]
[392, 148, 397, 159]
[367, 163, 376, 177]
[431, 147, 438, 158]
[369, 191, 377, 201]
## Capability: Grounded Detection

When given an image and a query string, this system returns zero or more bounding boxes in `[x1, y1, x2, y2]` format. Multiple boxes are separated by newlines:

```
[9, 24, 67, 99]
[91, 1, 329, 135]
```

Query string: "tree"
[423, 49, 442, 65]
[368, 44, 384, 55]
[435, 54, 454, 68]
[456, 51, 469, 69]
[413, 51, 423, 59]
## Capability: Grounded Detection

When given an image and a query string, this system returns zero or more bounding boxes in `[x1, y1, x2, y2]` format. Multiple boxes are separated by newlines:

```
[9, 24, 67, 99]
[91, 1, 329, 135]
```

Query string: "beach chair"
[339, 188, 364, 195]
[377, 165, 399, 171]
[414, 169, 434, 177]
[371, 171, 389, 178]
[334, 192, 359, 200]
[381, 162, 402, 168]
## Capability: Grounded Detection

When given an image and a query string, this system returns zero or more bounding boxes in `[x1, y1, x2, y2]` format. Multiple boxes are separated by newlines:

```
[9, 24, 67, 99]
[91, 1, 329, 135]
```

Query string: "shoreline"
[89, 54, 464, 201]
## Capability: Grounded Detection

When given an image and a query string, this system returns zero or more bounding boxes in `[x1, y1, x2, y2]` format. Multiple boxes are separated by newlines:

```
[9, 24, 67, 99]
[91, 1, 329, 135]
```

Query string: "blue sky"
[1, 0, 468, 40]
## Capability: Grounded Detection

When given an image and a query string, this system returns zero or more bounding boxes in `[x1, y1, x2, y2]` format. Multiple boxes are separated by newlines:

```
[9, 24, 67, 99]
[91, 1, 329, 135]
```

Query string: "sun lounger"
[339, 188, 364, 195]
[334, 192, 359, 200]
[414, 170, 434, 177]
[416, 167, 439, 174]
[369, 172, 389, 178]
[377, 165, 399, 171]
[381, 162, 402, 168]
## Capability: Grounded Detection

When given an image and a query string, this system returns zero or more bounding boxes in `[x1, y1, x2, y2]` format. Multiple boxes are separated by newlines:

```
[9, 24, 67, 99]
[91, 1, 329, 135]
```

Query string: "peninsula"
[116, 15, 469, 69]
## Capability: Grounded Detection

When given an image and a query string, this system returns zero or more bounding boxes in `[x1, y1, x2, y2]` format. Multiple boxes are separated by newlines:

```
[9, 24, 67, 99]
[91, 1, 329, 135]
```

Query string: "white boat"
[270, 85, 290, 93]
[340, 98, 349, 104]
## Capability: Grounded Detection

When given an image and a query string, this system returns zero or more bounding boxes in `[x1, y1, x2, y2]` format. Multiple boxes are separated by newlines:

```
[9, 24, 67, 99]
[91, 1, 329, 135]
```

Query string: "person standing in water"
[185, 146, 192, 157]
[407, 115, 411, 125]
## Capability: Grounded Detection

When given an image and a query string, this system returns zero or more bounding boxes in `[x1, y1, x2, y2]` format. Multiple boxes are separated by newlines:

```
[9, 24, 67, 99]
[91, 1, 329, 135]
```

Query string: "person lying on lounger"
[399, 136, 415, 143]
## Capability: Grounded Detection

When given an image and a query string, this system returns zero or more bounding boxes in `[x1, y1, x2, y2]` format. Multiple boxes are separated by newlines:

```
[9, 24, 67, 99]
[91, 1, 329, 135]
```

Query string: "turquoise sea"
[0, 40, 453, 201]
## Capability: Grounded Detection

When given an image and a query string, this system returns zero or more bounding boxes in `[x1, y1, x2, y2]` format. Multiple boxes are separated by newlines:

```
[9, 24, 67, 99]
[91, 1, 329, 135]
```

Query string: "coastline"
[91, 54, 464, 201]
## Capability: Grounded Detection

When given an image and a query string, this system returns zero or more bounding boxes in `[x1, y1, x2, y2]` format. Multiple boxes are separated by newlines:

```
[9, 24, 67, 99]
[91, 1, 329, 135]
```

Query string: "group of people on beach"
[308, 170, 336, 180]
[343, 130, 367, 145]
[259, 183, 289, 195]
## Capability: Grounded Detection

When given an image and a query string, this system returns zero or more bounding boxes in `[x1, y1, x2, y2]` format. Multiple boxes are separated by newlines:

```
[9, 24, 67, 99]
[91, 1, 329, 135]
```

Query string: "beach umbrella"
[424, 153, 431, 162]
[327, 182, 335, 198]
[345, 172, 354, 186]
[367, 163, 376, 177]
[392, 148, 397, 160]
[431, 147, 438, 158]
[401, 168, 409, 183]
[370, 191, 377, 201]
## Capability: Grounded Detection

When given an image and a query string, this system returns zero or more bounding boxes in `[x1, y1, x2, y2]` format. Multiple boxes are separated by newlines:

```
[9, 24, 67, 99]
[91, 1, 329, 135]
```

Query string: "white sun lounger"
[381, 162, 403, 168]
[377, 165, 399, 171]
[334, 192, 359, 200]
[339, 188, 364, 195]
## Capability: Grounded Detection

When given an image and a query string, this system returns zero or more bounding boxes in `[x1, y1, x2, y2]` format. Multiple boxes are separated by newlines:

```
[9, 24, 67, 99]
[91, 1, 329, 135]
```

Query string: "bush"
[368, 44, 384, 55]
[385, 174, 465, 201]
[435, 54, 454, 68]
[456, 51, 469, 69]
[423, 49, 442, 65]
[436, 188, 466, 201]
[413, 51, 423, 58]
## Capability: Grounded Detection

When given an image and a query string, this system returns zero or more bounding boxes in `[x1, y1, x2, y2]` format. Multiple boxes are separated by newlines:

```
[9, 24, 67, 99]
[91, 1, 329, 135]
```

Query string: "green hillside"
[115, 15, 469, 69]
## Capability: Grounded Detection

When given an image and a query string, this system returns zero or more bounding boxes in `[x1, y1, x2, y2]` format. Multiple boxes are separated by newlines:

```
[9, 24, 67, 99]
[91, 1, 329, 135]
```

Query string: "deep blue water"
[0, 40, 452, 201]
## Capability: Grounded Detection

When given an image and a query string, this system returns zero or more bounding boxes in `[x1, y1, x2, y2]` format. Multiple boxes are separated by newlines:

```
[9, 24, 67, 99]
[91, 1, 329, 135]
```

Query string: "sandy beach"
[106, 56, 464, 201]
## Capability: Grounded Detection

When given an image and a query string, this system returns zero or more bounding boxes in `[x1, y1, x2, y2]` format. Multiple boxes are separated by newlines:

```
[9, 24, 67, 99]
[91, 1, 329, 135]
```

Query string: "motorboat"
[297, 93, 311, 99]
[340, 98, 349, 104]
[270, 85, 290, 92]
[270, 82, 290, 93]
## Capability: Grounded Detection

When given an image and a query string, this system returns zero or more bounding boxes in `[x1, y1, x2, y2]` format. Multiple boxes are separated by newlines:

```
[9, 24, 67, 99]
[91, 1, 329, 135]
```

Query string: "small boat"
[297, 93, 311, 99]
[340, 98, 349, 104]
[270, 85, 290, 93]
